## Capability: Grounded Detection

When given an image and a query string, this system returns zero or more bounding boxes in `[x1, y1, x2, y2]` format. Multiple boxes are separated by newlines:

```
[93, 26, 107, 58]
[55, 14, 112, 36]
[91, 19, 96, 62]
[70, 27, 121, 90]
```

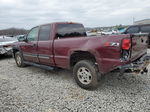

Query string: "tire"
[73, 60, 100, 90]
[15, 52, 25, 67]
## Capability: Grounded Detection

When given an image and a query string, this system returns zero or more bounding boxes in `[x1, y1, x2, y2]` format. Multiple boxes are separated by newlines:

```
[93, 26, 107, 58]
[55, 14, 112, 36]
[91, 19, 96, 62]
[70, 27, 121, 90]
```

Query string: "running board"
[24, 61, 54, 71]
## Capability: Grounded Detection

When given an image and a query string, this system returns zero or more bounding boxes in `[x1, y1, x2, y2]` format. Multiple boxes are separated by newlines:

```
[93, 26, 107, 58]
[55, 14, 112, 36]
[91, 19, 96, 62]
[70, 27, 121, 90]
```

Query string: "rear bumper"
[118, 54, 150, 74]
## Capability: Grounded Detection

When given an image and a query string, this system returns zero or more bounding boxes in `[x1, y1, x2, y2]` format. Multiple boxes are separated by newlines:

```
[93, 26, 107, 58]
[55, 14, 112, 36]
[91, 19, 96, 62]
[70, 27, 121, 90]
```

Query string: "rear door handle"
[33, 43, 37, 47]
[29, 43, 37, 47]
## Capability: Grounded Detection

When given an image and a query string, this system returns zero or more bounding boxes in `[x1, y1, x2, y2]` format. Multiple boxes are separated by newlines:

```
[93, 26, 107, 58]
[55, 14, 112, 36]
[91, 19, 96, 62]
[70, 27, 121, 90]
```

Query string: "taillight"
[122, 39, 131, 50]
[121, 39, 131, 61]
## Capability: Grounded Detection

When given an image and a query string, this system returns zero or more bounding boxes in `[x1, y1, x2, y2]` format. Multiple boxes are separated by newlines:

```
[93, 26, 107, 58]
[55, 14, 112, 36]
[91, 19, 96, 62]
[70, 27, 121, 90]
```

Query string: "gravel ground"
[0, 51, 150, 112]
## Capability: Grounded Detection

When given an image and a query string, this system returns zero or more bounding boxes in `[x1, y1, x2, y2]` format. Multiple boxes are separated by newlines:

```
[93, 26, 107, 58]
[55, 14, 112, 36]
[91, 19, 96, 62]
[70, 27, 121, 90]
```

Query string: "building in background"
[134, 19, 150, 25]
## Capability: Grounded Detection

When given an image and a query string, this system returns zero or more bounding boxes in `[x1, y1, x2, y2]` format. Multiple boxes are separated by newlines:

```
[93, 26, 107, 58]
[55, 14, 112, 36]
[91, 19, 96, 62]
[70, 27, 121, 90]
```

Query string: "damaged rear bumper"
[119, 54, 150, 74]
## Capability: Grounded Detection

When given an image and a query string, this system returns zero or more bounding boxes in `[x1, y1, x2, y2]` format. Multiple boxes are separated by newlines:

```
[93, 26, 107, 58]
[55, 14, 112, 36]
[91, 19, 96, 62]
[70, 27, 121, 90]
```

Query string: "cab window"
[27, 27, 39, 41]
[126, 26, 139, 33]
[39, 25, 51, 41]
[141, 26, 150, 33]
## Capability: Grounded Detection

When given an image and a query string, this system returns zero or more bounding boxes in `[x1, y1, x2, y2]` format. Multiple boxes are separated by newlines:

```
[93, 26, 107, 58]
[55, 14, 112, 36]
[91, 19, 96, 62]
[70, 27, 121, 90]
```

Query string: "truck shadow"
[26, 66, 74, 81]
[0, 55, 12, 60]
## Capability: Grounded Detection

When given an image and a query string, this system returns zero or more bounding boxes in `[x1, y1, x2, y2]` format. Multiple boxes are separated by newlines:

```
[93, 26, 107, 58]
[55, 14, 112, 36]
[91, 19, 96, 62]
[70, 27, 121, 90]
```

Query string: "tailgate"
[131, 33, 148, 60]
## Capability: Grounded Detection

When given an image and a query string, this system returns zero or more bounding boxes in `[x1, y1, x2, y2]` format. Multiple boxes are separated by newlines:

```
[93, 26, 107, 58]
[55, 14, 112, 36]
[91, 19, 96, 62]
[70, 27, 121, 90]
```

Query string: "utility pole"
[133, 17, 135, 24]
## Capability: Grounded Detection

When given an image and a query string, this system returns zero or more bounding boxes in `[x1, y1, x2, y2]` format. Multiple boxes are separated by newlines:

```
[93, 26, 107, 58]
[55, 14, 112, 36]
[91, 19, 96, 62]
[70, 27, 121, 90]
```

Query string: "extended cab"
[12, 22, 150, 89]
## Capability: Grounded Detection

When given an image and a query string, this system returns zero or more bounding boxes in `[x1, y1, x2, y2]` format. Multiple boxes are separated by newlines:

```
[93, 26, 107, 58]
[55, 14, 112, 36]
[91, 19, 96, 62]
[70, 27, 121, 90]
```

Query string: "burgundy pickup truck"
[12, 22, 150, 89]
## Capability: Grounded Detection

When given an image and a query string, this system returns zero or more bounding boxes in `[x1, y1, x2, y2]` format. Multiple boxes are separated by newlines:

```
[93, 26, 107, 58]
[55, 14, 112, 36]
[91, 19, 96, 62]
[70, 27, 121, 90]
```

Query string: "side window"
[27, 27, 39, 41]
[126, 27, 139, 33]
[39, 25, 51, 41]
[141, 26, 150, 33]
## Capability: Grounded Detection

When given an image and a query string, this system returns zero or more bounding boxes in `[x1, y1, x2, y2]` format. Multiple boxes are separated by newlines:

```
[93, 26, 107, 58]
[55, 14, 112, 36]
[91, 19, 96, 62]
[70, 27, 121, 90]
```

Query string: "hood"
[0, 40, 17, 46]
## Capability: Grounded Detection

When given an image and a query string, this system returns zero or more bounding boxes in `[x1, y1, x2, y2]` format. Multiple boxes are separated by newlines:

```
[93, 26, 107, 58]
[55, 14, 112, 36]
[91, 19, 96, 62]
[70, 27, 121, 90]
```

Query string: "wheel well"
[70, 51, 96, 67]
[12, 49, 19, 57]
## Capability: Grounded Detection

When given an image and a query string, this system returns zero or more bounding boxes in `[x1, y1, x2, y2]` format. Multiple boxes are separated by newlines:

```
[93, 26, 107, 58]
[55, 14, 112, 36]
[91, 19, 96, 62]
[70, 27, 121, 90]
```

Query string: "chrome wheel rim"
[77, 67, 92, 85]
[16, 55, 21, 65]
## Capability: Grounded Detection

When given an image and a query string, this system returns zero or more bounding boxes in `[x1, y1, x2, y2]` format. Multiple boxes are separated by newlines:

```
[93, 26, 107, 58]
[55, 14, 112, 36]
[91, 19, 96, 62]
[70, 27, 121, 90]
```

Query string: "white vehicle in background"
[0, 36, 18, 56]
[101, 30, 119, 35]
[86, 31, 97, 36]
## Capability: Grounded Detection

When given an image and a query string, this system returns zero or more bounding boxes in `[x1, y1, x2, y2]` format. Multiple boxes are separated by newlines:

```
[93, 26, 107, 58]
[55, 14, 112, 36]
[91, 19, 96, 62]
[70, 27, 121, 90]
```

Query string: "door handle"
[29, 43, 37, 47]
[33, 43, 36, 46]
[32, 43, 37, 47]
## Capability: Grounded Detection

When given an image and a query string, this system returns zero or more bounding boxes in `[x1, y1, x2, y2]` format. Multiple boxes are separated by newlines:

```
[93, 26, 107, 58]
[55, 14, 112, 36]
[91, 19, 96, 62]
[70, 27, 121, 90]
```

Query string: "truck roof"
[36, 22, 82, 27]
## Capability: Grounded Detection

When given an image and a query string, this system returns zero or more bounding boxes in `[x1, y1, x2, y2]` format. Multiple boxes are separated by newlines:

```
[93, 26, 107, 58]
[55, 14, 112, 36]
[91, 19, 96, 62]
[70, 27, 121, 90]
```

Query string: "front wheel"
[15, 52, 25, 67]
[73, 60, 100, 90]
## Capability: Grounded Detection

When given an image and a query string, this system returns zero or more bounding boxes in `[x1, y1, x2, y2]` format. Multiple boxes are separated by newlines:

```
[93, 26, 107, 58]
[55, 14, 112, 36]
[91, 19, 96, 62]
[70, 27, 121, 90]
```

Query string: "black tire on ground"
[15, 52, 26, 67]
[73, 60, 100, 90]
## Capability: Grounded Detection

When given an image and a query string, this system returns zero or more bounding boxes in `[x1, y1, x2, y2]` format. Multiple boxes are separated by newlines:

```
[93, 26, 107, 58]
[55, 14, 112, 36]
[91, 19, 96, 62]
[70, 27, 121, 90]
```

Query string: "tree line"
[0, 28, 29, 36]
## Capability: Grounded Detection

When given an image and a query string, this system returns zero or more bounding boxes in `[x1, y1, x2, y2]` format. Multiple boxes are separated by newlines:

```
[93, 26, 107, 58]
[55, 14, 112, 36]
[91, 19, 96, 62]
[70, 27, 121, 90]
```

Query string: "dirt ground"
[0, 51, 150, 112]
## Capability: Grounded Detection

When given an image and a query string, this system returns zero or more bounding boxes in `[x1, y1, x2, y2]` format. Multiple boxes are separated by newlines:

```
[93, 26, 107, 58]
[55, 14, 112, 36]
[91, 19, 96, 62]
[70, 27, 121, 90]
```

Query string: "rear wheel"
[15, 52, 25, 67]
[73, 60, 100, 90]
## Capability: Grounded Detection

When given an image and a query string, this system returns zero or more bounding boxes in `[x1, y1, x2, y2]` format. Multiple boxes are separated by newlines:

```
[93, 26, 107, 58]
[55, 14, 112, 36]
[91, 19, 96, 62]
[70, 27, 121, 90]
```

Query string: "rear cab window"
[56, 23, 87, 39]
[39, 25, 51, 41]
[140, 26, 150, 33]
[126, 26, 139, 34]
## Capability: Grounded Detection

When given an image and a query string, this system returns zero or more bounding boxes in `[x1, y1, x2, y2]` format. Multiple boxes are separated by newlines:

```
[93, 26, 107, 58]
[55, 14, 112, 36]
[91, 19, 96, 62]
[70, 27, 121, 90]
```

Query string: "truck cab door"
[37, 24, 55, 66]
[20, 27, 39, 63]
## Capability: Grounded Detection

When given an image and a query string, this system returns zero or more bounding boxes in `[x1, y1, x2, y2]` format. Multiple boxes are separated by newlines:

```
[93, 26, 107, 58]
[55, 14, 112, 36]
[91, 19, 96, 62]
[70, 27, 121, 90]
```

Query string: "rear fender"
[69, 49, 103, 72]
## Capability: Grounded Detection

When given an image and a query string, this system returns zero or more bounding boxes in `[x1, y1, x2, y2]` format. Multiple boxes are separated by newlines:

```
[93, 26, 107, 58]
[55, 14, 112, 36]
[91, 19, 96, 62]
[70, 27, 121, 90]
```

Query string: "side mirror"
[18, 35, 28, 42]
[121, 31, 127, 34]
[23, 36, 28, 42]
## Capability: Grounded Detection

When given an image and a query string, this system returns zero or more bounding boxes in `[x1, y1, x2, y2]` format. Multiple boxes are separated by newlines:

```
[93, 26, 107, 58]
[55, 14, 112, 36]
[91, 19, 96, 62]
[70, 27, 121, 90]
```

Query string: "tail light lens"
[122, 39, 131, 50]
[121, 39, 131, 61]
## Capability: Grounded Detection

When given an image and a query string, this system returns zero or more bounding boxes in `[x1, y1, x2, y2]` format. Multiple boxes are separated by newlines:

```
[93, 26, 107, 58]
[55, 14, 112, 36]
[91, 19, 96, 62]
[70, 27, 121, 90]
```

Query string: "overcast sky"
[0, 0, 150, 29]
